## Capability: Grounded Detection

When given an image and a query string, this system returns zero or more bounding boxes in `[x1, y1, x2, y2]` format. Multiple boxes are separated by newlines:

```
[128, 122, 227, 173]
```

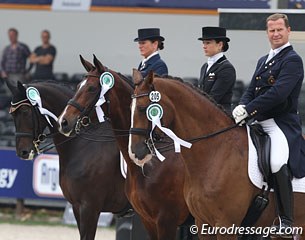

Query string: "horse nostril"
[20, 150, 29, 158]
[61, 118, 68, 127]
[134, 142, 150, 160]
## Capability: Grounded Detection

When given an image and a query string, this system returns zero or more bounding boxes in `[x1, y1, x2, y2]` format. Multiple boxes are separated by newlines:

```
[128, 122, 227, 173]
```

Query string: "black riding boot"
[271, 164, 294, 238]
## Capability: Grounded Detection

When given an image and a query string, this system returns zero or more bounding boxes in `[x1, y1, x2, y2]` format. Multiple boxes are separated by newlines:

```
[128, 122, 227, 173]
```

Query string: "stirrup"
[270, 216, 293, 239]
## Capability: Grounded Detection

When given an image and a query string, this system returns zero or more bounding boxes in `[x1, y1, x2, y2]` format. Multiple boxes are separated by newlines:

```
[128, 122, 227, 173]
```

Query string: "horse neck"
[108, 76, 135, 166]
[156, 79, 233, 138]
[37, 84, 72, 143]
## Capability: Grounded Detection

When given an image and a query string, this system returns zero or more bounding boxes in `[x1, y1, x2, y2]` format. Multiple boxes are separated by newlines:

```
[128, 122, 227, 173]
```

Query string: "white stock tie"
[266, 50, 275, 63]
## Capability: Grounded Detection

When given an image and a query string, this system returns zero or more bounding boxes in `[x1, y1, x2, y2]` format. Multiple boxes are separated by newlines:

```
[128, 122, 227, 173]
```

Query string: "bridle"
[9, 99, 57, 155]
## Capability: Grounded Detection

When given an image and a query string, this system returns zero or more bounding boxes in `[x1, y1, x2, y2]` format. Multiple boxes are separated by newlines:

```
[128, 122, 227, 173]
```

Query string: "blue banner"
[0, 148, 64, 201]
[92, 0, 271, 9]
[0, 0, 272, 9]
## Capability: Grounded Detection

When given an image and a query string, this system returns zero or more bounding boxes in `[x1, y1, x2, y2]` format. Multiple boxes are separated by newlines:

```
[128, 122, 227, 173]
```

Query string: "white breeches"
[257, 118, 289, 173]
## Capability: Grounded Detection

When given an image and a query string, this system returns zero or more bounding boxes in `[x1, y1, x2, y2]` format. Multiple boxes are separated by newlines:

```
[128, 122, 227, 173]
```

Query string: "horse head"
[8, 82, 50, 160]
[58, 55, 133, 137]
[129, 70, 176, 165]
[58, 55, 106, 136]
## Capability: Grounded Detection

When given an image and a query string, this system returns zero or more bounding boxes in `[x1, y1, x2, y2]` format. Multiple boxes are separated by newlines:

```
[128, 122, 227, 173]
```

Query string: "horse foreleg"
[140, 217, 158, 240]
[156, 219, 178, 240]
[72, 204, 81, 232]
[78, 204, 100, 240]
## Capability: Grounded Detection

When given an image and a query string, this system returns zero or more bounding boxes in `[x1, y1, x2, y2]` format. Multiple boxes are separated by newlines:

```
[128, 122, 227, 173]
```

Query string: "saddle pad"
[120, 151, 127, 179]
[247, 125, 305, 193]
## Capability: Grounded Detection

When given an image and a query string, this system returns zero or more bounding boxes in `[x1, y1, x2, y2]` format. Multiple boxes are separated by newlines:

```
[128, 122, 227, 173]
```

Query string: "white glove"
[232, 105, 248, 125]
[232, 105, 246, 118]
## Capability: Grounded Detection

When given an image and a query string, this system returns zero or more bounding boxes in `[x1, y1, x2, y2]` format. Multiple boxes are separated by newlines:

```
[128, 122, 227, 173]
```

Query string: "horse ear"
[132, 69, 143, 85]
[17, 81, 26, 93]
[80, 55, 94, 72]
[93, 54, 105, 73]
[5, 78, 18, 95]
[145, 70, 154, 85]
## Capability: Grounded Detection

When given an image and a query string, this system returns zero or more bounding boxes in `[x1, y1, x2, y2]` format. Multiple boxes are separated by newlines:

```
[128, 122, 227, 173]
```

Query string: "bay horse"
[7, 80, 129, 240]
[128, 70, 305, 239]
[58, 56, 195, 240]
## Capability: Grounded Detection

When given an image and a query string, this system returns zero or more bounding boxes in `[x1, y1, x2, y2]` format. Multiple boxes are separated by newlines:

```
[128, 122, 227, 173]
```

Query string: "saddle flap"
[249, 124, 273, 187]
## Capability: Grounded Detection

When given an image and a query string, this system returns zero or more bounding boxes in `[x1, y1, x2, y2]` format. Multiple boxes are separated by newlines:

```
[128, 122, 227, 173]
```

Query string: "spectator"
[29, 30, 56, 81]
[1, 28, 31, 87]
[134, 28, 168, 78]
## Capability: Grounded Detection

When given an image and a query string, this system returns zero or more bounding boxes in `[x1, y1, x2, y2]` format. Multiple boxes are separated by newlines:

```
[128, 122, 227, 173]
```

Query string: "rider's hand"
[232, 105, 248, 125]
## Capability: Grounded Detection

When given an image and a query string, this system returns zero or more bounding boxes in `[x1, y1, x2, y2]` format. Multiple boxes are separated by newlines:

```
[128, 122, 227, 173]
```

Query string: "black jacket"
[198, 56, 236, 113]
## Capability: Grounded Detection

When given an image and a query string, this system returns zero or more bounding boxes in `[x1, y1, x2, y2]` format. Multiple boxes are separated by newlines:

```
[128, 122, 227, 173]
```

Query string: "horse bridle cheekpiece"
[131, 89, 192, 161]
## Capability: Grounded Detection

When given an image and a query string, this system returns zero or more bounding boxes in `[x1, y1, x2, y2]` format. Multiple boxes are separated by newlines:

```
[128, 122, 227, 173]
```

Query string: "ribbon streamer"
[150, 115, 192, 161]
[28, 95, 58, 127]
[95, 84, 111, 122]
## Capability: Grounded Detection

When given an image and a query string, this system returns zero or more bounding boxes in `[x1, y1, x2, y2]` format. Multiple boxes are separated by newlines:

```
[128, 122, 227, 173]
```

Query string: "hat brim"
[198, 36, 230, 42]
[134, 36, 165, 42]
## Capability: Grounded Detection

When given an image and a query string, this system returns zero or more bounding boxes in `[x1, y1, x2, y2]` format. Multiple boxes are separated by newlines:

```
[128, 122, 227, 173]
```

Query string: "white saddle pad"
[120, 151, 127, 179]
[247, 126, 305, 193]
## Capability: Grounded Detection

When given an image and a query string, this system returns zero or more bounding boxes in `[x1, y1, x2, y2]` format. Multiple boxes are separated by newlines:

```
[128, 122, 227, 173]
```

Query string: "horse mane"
[28, 80, 75, 96]
[157, 75, 232, 118]
[116, 72, 135, 89]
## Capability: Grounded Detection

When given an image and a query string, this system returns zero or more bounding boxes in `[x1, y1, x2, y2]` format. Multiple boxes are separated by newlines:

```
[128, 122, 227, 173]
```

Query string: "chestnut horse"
[58, 56, 194, 240]
[7, 80, 129, 240]
[128, 70, 305, 240]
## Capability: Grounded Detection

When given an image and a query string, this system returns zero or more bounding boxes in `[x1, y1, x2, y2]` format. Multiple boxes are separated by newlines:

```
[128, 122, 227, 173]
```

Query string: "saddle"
[239, 123, 272, 233]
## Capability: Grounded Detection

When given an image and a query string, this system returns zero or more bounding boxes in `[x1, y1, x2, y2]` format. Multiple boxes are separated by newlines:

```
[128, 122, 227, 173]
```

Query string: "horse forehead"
[79, 79, 88, 90]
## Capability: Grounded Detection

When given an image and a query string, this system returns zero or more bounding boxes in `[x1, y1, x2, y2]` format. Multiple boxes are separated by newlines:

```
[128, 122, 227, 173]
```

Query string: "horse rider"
[198, 26, 236, 113]
[134, 28, 168, 78]
[233, 13, 305, 237]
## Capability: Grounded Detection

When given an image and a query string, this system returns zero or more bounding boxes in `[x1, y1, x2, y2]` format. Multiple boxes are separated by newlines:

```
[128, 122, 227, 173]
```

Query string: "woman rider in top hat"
[134, 28, 168, 78]
[198, 26, 236, 113]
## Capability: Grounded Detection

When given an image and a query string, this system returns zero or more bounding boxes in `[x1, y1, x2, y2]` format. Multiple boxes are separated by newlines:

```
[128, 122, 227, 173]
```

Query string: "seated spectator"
[29, 30, 56, 81]
[1, 28, 31, 88]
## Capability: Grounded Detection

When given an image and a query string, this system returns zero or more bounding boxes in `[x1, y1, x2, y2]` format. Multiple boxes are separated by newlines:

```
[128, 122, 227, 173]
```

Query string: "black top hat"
[198, 27, 230, 42]
[134, 28, 165, 42]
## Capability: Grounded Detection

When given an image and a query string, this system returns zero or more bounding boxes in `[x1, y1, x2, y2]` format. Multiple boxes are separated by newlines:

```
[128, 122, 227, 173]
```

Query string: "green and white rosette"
[146, 103, 192, 161]
[26, 87, 58, 127]
[95, 72, 115, 122]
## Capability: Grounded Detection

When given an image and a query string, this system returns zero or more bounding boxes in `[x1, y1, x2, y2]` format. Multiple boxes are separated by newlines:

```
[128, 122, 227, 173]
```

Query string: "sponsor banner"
[51, 0, 91, 11]
[33, 154, 63, 198]
[0, 148, 64, 200]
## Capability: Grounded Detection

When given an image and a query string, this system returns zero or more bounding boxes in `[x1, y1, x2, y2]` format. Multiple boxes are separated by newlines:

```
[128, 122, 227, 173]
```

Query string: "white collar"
[207, 52, 224, 66]
[272, 42, 291, 56]
[141, 51, 159, 66]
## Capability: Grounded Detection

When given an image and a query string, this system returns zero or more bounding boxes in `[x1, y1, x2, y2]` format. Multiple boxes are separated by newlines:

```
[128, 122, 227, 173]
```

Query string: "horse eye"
[88, 86, 97, 93]
[137, 106, 147, 113]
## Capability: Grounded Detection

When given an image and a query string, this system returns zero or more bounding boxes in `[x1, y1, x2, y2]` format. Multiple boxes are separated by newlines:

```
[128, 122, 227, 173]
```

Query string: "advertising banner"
[0, 149, 64, 200]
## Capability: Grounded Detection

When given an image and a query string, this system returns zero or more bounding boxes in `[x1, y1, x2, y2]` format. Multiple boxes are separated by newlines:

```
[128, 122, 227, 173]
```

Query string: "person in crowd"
[1, 28, 31, 87]
[198, 26, 236, 113]
[134, 28, 168, 77]
[29, 30, 56, 81]
[233, 13, 305, 237]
